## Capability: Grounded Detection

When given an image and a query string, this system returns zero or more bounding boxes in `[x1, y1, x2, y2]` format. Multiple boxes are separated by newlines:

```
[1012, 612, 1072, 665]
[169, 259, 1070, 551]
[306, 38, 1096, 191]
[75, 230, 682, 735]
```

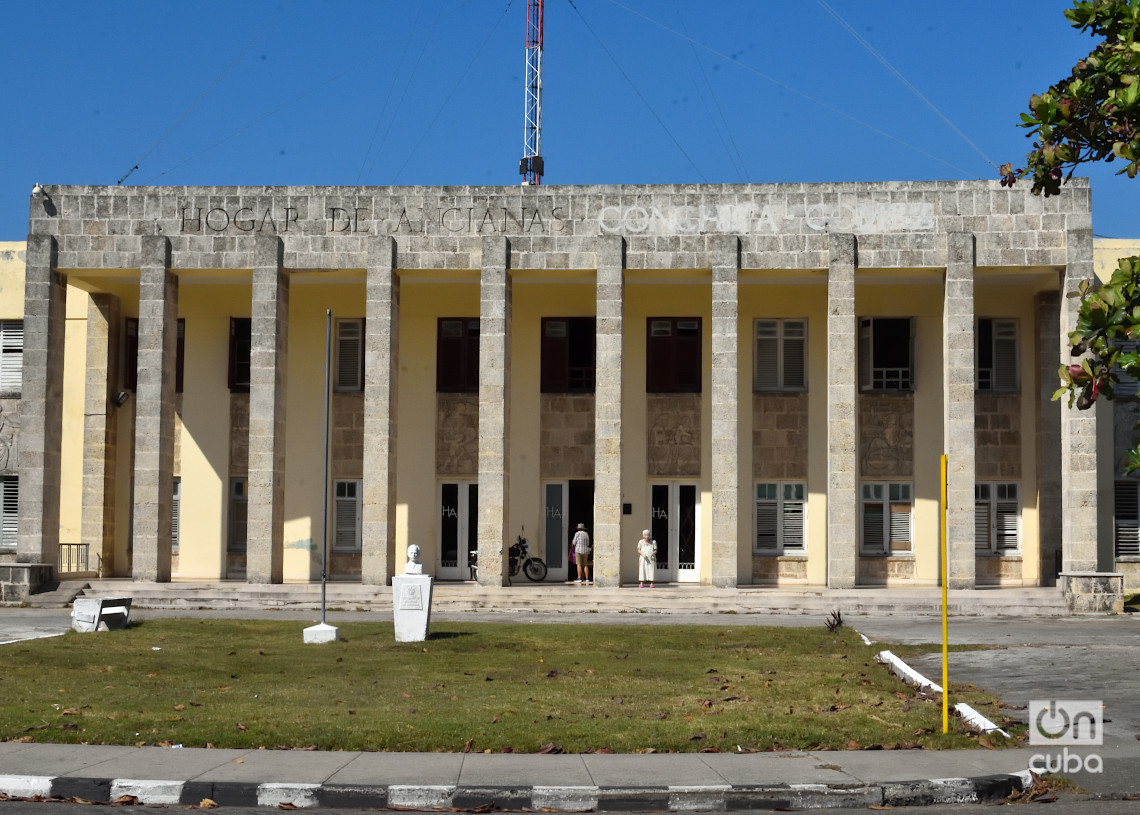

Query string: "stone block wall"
[647, 394, 700, 477]
[332, 393, 364, 479]
[976, 394, 1022, 479]
[859, 396, 914, 478]
[857, 556, 916, 585]
[752, 394, 808, 480]
[977, 555, 1025, 586]
[540, 394, 595, 479]
[437, 394, 478, 477]
[751, 555, 808, 584]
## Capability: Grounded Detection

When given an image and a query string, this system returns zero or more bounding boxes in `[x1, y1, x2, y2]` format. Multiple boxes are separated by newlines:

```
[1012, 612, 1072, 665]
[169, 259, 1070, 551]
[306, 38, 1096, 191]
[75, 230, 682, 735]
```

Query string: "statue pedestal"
[392, 574, 433, 642]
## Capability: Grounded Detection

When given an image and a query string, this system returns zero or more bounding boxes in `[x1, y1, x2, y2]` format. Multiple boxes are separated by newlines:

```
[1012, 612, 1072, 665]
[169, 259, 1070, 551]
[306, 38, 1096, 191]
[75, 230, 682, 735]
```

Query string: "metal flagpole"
[321, 309, 331, 626]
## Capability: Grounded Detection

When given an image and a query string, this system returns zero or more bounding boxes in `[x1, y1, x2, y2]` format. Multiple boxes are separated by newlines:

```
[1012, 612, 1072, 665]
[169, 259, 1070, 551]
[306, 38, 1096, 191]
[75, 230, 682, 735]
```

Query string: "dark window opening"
[437, 318, 480, 393]
[541, 317, 596, 393]
[228, 318, 251, 393]
[646, 317, 702, 393]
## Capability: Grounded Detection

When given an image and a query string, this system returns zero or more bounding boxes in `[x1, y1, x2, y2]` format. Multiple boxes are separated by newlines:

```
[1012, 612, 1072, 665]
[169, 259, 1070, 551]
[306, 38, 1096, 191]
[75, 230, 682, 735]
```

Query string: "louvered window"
[862, 482, 912, 554]
[0, 320, 23, 396]
[171, 477, 181, 554]
[1115, 480, 1140, 557]
[977, 319, 1018, 392]
[0, 476, 17, 550]
[334, 318, 365, 392]
[754, 483, 806, 554]
[228, 318, 252, 393]
[754, 319, 807, 392]
[541, 317, 596, 393]
[333, 479, 362, 552]
[975, 482, 1020, 553]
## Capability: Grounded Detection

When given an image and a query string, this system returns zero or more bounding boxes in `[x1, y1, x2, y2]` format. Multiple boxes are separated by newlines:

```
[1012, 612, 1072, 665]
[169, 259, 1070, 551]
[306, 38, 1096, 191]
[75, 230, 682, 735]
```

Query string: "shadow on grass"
[427, 630, 474, 641]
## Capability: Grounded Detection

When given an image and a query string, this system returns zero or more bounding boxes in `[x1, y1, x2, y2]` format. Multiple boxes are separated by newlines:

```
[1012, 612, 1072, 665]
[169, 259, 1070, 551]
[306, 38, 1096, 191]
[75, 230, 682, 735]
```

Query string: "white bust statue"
[405, 544, 424, 574]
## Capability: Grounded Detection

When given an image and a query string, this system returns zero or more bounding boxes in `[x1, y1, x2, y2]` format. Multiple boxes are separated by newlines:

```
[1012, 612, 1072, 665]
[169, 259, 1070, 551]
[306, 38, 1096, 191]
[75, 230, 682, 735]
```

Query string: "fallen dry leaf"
[174, 704, 185, 711]
[61, 708, 80, 716]
[463, 739, 474, 753]
[236, 723, 248, 732]
[199, 799, 219, 809]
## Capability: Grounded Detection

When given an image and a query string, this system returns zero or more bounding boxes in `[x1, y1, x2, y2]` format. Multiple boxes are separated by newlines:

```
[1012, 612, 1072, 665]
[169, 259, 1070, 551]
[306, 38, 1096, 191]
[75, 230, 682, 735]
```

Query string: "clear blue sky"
[1, 1, 1133, 239]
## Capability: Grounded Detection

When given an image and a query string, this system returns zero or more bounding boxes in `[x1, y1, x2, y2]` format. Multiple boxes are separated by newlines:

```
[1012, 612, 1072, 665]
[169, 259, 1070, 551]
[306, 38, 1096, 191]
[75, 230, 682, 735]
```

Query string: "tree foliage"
[1003, 0, 1140, 471]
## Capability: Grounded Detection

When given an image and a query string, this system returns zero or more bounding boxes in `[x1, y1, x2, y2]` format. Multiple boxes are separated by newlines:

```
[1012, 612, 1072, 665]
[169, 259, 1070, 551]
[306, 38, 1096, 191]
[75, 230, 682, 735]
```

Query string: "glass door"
[544, 482, 568, 582]
[650, 482, 699, 583]
[438, 481, 477, 580]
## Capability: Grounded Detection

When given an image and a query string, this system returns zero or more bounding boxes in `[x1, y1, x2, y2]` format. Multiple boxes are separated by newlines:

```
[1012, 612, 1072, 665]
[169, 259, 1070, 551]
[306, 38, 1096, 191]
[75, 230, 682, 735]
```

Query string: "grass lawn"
[0, 619, 1018, 753]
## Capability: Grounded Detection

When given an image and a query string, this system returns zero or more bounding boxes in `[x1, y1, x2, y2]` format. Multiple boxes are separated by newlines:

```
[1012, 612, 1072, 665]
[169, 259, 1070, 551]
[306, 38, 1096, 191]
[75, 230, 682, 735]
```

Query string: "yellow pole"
[940, 453, 949, 734]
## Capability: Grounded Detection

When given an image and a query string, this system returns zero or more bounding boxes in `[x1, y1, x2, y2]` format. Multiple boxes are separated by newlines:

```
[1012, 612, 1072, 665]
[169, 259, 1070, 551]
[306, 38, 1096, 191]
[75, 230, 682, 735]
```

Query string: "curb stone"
[0, 773, 1028, 810]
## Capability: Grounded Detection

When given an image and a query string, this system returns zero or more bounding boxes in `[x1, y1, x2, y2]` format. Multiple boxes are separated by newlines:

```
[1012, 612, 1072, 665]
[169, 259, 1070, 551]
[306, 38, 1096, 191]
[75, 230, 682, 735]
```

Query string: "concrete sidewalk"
[0, 741, 1046, 810]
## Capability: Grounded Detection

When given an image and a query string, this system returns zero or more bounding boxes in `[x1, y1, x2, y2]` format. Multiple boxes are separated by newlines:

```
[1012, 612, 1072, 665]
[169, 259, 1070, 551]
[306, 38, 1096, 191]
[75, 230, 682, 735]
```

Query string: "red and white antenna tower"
[520, 0, 544, 185]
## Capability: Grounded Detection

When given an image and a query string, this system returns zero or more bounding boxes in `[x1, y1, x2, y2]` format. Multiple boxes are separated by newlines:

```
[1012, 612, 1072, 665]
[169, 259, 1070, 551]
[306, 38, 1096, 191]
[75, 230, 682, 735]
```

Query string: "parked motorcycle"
[466, 531, 548, 584]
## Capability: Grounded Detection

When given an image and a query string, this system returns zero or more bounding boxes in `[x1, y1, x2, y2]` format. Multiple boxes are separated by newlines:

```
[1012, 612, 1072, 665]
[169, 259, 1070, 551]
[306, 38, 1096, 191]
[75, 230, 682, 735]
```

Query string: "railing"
[58, 543, 90, 574]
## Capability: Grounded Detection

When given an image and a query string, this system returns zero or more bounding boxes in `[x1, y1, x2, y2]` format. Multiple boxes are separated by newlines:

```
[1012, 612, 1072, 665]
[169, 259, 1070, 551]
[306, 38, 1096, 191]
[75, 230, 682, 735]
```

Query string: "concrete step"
[66, 579, 1075, 617]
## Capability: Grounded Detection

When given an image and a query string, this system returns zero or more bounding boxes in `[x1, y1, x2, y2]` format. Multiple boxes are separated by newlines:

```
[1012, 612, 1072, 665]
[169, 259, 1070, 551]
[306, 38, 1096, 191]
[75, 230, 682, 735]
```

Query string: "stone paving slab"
[458, 753, 594, 786]
[187, 749, 361, 783]
[696, 751, 857, 785]
[58, 746, 252, 780]
[324, 751, 463, 786]
[0, 743, 139, 776]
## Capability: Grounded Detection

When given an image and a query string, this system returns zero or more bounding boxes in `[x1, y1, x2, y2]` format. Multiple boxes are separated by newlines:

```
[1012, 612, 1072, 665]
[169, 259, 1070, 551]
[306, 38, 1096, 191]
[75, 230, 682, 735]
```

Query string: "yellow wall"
[0, 242, 25, 318]
[739, 272, 829, 583]
[507, 275, 596, 565]
[396, 272, 480, 570]
[177, 274, 250, 580]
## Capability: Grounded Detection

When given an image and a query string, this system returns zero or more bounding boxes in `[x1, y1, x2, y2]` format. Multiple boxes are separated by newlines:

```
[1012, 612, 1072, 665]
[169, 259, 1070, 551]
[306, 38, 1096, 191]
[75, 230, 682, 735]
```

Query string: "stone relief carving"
[859, 396, 914, 478]
[647, 394, 700, 477]
[436, 394, 478, 476]
[0, 400, 19, 473]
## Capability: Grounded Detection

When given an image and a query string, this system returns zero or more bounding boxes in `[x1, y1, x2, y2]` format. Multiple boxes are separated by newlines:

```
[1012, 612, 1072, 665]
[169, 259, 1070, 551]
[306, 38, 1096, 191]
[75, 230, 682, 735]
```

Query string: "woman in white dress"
[636, 529, 657, 588]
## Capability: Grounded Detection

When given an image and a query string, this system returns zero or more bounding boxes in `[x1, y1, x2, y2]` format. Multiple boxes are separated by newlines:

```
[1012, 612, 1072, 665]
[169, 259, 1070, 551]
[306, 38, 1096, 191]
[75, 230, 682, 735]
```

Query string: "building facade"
[0, 181, 1125, 605]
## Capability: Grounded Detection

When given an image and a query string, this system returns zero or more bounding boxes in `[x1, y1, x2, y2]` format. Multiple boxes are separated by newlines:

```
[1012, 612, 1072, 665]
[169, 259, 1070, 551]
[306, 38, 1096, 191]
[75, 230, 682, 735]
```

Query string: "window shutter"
[993, 320, 1018, 392]
[782, 500, 805, 551]
[0, 476, 17, 550]
[754, 321, 779, 391]
[229, 318, 251, 392]
[124, 318, 139, 392]
[755, 499, 777, 551]
[0, 322, 22, 395]
[675, 320, 702, 392]
[1115, 480, 1140, 557]
[995, 500, 1019, 551]
[858, 319, 872, 392]
[975, 501, 991, 551]
[334, 481, 360, 551]
[889, 503, 911, 551]
[862, 501, 885, 553]
[171, 478, 181, 554]
[336, 319, 363, 391]
[783, 321, 806, 389]
[541, 319, 570, 393]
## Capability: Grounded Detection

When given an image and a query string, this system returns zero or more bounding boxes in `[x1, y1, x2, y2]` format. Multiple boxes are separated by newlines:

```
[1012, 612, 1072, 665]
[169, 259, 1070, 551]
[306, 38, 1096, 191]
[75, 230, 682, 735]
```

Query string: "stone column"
[944, 233, 976, 588]
[1036, 290, 1062, 584]
[132, 237, 178, 582]
[477, 237, 510, 586]
[362, 236, 398, 586]
[82, 294, 121, 577]
[827, 233, 858, 588]
[17, 235, 64, 567]
[1060, 221, 1101, 573]
[246, 236, 288, 584]
[593, 236, 625, 588]
[710, 236, 740, 588]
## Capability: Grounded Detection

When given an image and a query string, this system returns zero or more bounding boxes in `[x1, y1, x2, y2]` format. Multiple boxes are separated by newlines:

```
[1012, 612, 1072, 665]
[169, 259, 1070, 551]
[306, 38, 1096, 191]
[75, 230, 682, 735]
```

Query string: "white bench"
[71, 597, 132, 632]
